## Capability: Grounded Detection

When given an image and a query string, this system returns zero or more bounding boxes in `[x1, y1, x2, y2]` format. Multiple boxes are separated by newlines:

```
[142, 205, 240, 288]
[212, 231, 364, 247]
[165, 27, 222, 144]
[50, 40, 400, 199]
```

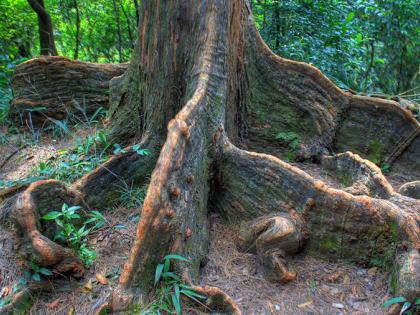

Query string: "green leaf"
[30, 261, 40, 272]
[155, 264, 164, 285]
[39, 268, 53, 276]
[382, 296, 407, 308]
[180, 289, 206, 299]
[171, 293, 181, 315]
[162, 272, 180, 281]
[32, 273, 41, 281]
[415, 298, 420, 305]
[400, 301, 412, 314]
[164, 254, 189, 262]
[41, 211, 62, 220]
[163, 257, 171, 273]
[346, 12, 355, 22]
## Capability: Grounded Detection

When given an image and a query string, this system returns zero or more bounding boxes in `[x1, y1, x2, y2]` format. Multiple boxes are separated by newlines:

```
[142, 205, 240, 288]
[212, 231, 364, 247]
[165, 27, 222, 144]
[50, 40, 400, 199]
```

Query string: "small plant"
[28, 261, 53, 281]
[381, 163, 391, 174]
[42, 203, 106, 266]
[382, 296, 420, 315]
[276, 131, 301, 161]
[142, 254, 206, 314]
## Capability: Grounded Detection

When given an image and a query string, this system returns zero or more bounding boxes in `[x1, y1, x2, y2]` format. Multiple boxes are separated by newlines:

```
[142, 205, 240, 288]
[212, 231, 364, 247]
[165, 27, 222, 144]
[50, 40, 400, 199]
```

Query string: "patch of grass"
[142, 255, 207, 314]
[42, 203, 106, 266]
[118, 184, 148, 209]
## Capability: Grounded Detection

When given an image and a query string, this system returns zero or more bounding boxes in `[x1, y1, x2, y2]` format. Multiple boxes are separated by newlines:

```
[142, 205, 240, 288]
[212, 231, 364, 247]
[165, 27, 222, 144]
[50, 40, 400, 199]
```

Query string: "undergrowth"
[140, 255, 207, 315]
[42, 203, 106, 266]
[276, 131, 301, 161]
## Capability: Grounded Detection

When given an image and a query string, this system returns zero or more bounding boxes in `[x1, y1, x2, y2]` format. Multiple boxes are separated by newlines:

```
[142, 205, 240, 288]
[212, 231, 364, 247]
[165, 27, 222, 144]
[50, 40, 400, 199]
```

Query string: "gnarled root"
[239, 213, 307, 283]
[14, 180, 84, 275]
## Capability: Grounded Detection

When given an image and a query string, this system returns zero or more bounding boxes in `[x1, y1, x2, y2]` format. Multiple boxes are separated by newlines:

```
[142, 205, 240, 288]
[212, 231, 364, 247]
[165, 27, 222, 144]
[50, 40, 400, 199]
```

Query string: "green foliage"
[42, 203, 106, 266]
[33, 130, 111, 183]
[28, 261, 53, 282]
[276, 131, 301, 161]
[251, 0, 420, 97]
[382, 296, 420, 315]
[142, 255, 206, 315]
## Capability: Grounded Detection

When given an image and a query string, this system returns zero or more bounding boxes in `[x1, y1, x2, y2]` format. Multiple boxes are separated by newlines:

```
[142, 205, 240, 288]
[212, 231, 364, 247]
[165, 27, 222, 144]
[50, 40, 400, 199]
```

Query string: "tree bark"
[4, 0, 420, 313]
[27, 0, 58, 56]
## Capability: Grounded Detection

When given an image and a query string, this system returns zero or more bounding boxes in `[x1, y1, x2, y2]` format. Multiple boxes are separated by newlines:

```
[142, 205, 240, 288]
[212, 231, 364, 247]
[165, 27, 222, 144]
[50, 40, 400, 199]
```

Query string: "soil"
[0, 130, 410, 314]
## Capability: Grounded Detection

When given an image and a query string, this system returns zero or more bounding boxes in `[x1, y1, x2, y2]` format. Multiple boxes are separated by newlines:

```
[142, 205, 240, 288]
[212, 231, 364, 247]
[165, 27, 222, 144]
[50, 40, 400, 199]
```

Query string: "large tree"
[2, 0, 419, 313]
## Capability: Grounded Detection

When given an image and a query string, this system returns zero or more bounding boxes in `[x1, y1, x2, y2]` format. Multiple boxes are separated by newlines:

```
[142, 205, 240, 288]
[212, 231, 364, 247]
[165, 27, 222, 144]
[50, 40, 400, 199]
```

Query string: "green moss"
[318, 236, 342, 254]
[367, 140, 383, 165]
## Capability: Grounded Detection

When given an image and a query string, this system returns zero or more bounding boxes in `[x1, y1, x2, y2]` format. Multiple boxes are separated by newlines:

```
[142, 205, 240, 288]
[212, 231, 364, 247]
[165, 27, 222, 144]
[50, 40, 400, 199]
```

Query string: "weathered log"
[10, 56, 128, 127]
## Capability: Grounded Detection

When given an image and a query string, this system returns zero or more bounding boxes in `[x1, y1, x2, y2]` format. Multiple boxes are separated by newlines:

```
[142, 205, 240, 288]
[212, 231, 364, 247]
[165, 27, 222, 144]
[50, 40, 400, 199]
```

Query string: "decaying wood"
[10, 56, 128, 127]
[2, 0, 419, 313]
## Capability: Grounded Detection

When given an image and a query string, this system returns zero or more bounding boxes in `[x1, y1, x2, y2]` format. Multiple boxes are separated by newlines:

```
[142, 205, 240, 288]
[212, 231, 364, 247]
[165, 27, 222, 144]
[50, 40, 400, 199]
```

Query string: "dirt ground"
[0, 130, 408, 314]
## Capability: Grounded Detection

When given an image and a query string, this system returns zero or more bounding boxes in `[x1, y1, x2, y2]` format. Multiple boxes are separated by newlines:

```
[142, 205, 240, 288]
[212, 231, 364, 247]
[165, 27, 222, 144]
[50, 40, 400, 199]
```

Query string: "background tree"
[27, 0, 58, 55]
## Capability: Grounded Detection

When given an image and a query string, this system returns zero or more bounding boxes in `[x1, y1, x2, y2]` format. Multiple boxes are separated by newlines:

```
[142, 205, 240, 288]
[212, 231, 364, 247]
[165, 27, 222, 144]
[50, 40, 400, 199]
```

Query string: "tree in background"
[27, 0, 58, 55]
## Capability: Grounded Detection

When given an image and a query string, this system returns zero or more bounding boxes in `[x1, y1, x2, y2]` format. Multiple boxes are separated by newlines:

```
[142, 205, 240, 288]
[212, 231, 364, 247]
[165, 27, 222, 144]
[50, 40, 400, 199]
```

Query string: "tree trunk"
[73, 0, 81, 60]
[27, 0, 58, 56]
[4, 0, 420, 313]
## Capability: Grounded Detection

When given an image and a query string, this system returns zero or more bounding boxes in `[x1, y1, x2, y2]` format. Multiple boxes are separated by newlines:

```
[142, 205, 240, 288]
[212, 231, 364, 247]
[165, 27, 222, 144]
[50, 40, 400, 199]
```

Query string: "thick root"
[217, 137, 419, 298]
[14, 180, 83, 274]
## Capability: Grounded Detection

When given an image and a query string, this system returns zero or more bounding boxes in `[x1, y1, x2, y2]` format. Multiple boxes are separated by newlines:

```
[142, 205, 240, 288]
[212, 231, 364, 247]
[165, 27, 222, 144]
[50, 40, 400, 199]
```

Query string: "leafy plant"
[42, 203, 106, 266]
[276, 131, 301, 161]
[33, 130, 111, 183]
[28, 261, 53, 281]
[382, 296, 420, 315]
[142, 255, 206, 315]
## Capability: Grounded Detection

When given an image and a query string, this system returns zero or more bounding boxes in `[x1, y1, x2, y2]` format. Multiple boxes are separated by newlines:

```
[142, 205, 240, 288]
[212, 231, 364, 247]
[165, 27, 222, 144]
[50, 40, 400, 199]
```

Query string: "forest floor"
[0, 127, 414, 315]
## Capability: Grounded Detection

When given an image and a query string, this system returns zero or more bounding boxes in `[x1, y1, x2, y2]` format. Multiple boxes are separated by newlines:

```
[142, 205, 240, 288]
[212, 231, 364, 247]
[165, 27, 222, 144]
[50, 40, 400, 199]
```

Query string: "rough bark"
[3, 0, 420, 313]
[10, 56, 128, 127]
[27, 0, 58, 56]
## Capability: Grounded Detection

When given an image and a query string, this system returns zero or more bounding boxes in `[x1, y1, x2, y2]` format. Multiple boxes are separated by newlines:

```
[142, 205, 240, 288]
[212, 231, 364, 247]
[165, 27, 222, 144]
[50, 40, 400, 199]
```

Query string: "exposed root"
[191, 284, 241, 314]
[14, 180, 84, 273]
[217, 137, 419, 298]
[239, 213, 307, 283]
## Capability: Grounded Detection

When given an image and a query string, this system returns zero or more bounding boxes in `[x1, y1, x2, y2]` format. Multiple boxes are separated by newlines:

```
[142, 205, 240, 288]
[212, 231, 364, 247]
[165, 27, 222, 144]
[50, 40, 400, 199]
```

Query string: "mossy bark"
[4, 0, 420, 313]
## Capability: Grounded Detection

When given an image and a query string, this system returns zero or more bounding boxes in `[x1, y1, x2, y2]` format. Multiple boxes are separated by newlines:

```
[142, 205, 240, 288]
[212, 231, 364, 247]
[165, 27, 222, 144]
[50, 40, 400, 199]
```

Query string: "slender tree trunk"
[4, 0, 420, 313]
[73, 0, 81, 60]
[120, 1, 134, 49]
[27, 0, 58, 56]
[133, 0, 140, 26]
[112, 0, 123, 63]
